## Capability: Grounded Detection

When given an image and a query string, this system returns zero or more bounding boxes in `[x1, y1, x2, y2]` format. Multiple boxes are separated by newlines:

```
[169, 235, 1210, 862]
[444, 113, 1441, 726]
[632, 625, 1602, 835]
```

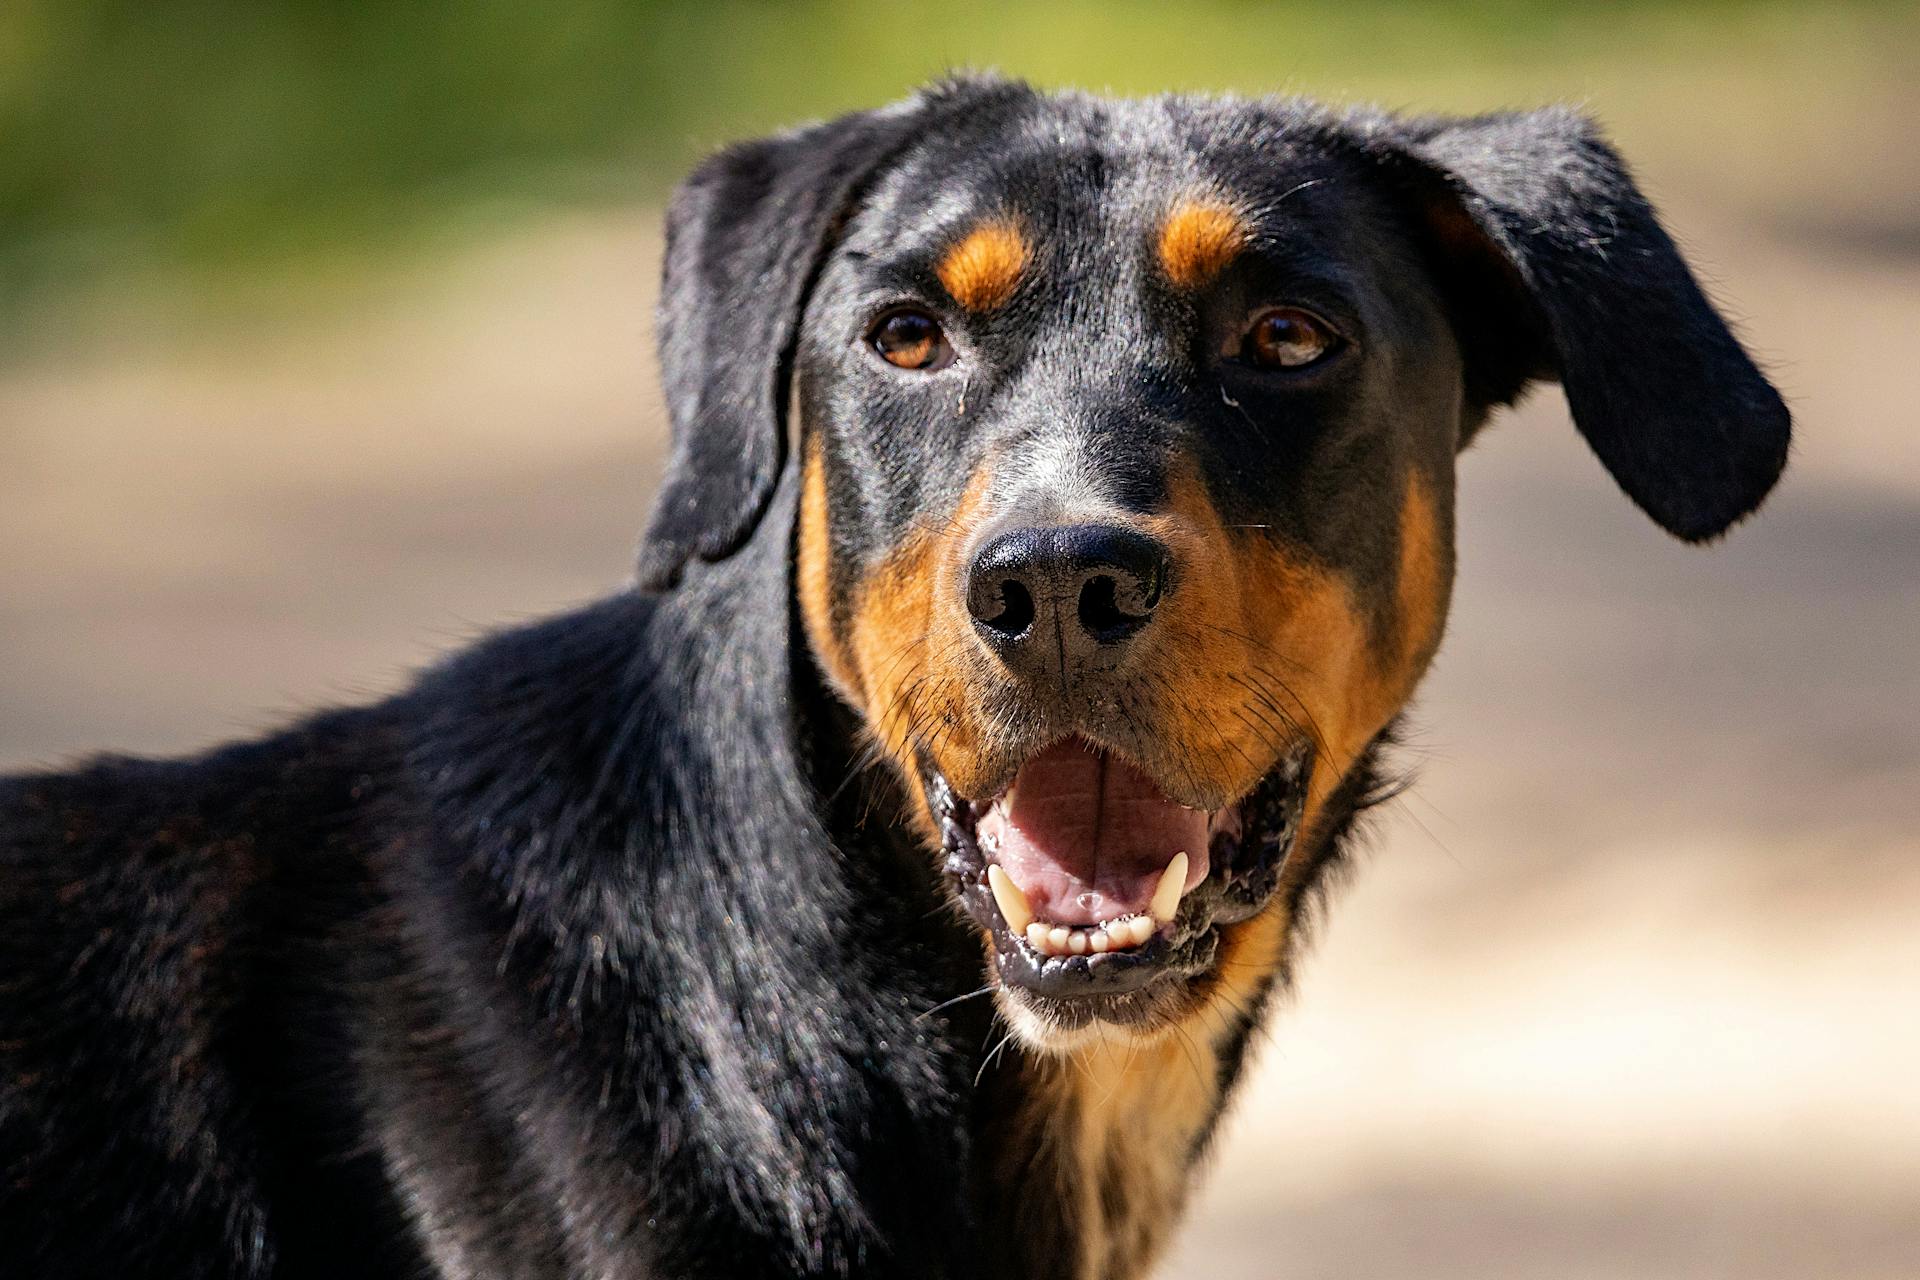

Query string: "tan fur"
[1157, 197, 1250, 289]
[1139, 466, 1451, 845]
[1284, 466, 1449, 851]
[797, 436, 859, 700]
[834, 462, 1002, 842]
[936, 218, 1031, 311]
[992, 902, 1293, 1279]
[1392, 468, 1450, 677]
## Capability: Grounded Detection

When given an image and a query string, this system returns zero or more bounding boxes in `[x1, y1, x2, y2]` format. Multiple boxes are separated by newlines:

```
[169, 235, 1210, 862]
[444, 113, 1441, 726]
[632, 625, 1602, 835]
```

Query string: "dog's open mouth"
[929, 736, 1311, 1033]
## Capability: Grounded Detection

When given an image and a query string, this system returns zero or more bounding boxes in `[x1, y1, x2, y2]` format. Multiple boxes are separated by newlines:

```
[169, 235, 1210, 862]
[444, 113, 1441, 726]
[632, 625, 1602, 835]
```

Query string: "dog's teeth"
[1149, 851, 1188, 925]
[1015, 909, 1166, 959]
[987, 864, 1032, 936]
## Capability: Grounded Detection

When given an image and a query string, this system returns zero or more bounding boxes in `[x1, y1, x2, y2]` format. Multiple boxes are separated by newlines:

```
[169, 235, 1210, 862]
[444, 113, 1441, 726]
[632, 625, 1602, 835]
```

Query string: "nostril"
[975, 577, 1036, 639]
[968, 522, 1168, 659]
[1078, 573, 1151, 642]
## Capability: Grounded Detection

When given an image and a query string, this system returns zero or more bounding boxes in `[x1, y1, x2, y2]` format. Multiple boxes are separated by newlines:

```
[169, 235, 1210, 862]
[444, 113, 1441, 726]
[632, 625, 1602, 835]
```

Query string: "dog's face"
[792, 108, 1458, 1045]
[641, 82, 1789, 1052]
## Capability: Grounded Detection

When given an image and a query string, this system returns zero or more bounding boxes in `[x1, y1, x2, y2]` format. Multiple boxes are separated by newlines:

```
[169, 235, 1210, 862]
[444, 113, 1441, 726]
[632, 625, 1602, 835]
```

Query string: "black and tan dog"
[1, 78, 1788, 1278]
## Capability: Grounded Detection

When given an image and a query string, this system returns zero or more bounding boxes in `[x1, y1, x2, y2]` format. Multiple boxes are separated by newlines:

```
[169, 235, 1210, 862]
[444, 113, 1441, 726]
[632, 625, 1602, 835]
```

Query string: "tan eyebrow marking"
[935, 218, 1031, 311]
[1158, 196, 1251, 289]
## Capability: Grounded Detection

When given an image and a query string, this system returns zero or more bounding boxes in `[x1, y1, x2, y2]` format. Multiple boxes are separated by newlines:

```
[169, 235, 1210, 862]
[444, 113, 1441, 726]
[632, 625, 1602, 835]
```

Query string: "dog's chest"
[979, 909, 1290, 1279]
[985, 1035, 1223, 1279]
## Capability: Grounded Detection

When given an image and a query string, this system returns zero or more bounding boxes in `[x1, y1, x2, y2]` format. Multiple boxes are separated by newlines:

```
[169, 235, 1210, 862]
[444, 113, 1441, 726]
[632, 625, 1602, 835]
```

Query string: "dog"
[0, 76, 1789, 1278]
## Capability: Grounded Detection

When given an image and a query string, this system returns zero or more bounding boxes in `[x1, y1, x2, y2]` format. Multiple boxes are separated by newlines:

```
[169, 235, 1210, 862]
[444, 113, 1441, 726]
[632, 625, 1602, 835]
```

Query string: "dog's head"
[639, 80, 1789, 1051]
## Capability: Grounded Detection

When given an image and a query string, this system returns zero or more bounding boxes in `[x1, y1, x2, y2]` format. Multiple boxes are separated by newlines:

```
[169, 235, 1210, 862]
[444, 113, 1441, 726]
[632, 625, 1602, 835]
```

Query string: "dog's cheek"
[1295, 465, 1452, 838]
[1139, 466, 1372, 808]
[1249, 547, 1375, 839]
[1145, 464, 1453, 840]
[842, 462, 999, 798]
[797, 436, 863, 702]
[1134, 467, 1261, 798]
[1387, 466, 1452, 697]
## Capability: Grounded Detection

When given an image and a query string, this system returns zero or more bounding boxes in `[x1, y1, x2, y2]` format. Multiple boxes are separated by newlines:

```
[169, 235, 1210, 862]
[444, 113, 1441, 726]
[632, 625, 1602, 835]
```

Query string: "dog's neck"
[407, 509, 986, 1274]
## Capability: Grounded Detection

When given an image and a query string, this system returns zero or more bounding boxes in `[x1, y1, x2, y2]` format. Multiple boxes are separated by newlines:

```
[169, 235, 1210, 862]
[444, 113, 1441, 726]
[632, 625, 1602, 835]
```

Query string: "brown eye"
[1241, 307, 1338, 370]
[869, 309, 951, 371]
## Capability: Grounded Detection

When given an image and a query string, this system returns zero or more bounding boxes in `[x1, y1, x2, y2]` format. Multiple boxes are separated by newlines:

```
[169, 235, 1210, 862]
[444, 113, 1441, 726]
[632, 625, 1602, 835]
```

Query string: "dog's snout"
[967, 524, 1170, 673]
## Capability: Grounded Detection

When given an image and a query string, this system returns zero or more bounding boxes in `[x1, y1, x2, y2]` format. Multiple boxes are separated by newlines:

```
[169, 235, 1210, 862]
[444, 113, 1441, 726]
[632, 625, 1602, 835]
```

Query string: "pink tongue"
[976, 739, 1210, 926]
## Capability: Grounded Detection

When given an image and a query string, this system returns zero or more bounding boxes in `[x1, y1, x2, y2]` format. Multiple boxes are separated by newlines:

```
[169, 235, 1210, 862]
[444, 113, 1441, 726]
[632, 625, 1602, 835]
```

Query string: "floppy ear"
[1361, 108, 1790, 541]
[637, 79, 1020, 589]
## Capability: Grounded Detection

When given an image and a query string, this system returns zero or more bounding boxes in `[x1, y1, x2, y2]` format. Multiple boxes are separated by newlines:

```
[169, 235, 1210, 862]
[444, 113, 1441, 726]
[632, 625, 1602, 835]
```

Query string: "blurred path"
[4, 195, 1917, 1276]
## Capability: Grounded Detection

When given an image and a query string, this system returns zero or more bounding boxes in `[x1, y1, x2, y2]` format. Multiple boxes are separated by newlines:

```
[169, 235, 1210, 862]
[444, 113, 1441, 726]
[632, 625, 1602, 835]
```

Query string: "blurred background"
[4, 2, 1917, 1275]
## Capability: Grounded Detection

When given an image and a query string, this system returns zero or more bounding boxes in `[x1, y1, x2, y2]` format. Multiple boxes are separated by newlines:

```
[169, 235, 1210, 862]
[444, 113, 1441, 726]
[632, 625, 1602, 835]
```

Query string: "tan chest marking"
[997, 905, 1292, 1279]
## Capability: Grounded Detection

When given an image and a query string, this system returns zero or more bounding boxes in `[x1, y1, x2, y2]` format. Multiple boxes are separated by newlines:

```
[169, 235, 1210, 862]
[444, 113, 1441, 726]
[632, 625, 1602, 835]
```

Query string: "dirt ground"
[4, 157, 1917, 1274]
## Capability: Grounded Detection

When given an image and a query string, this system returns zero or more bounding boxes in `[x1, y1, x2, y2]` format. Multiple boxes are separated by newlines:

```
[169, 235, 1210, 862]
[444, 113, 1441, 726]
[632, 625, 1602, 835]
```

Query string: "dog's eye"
[869, 309, 952, 371]
[1239, 307, 1339, 370]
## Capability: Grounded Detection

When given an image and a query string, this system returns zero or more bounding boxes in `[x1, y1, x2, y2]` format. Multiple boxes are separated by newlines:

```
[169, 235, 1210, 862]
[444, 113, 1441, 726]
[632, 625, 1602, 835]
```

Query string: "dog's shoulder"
[0, 588, 671, 1274]
[0, 708, 383, 1028]
[0, 700, 408, 1272]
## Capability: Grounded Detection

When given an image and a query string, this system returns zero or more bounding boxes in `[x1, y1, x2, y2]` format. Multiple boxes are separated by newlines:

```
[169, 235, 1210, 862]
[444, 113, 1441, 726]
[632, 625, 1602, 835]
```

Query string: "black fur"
[1352, 107, 1791, 540]
[1, 78, 1787, 1278]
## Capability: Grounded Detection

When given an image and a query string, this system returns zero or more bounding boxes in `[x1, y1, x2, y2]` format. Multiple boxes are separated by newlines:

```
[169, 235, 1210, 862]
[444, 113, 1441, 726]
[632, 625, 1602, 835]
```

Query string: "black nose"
[966, 524, 1172, 674]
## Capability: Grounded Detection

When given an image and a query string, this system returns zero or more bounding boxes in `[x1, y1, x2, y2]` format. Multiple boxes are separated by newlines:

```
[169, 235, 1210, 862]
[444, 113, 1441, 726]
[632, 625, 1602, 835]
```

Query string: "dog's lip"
[985, 912, 1218, 1000]
[929, 741, 1312, 1017]
[949, 743, 1239, 815]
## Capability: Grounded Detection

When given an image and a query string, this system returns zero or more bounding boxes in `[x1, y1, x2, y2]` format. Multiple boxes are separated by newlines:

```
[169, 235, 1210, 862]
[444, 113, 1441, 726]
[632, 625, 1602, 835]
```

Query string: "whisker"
[975, 1026, 1019, 1089]
[917, 983, 997, 1021]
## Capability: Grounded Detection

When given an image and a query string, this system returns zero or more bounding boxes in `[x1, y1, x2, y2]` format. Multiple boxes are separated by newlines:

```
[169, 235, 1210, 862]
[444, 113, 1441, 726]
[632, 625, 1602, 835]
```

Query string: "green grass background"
[1, 1, 1909, 349]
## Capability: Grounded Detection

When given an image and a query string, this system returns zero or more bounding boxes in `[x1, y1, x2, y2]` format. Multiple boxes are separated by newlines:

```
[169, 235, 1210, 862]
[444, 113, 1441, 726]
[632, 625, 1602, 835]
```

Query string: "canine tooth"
[1090, 930, 1112, 953]
[1047, 926, 1072, 954]
[1027, 921, 1050, 952]
[987, 865, 1033, 936]
[1149, 852, 1188, 924]
[1067, 930, 1089, 955]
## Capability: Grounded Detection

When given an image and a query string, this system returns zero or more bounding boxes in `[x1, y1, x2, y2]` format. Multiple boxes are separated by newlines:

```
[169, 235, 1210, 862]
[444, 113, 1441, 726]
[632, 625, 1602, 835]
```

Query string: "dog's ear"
[637, 79, 1019, 589]
[1359, 107, 1790, 541]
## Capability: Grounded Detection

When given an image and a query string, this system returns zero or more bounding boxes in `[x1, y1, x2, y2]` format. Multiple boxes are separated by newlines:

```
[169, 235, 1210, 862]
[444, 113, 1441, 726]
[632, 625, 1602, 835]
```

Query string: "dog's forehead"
[847, 94, 1355, 274]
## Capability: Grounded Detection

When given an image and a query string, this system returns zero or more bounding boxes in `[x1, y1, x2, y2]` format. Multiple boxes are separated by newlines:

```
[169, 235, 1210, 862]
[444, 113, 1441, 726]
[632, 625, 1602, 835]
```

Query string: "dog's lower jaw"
[980, 901, 1295, 1280]
[994, 993, 1149, 1056]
